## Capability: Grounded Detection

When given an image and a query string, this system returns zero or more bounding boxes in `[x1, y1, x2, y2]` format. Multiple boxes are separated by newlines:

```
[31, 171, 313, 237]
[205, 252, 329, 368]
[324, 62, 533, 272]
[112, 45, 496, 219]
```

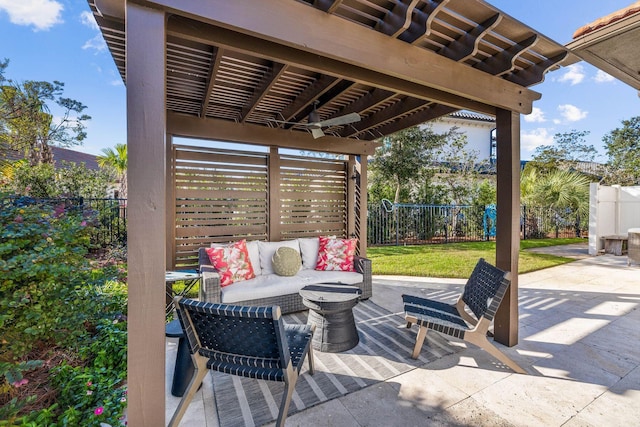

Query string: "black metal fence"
[3, 196, 127, 247]
[4, 196, 582, 248]
[367, 202, 584, 246]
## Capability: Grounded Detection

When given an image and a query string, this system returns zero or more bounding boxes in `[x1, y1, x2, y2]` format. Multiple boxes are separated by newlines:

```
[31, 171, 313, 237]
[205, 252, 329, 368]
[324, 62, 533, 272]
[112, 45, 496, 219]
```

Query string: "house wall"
[589, 183, 640, 255]
[428, 114, 495, 161]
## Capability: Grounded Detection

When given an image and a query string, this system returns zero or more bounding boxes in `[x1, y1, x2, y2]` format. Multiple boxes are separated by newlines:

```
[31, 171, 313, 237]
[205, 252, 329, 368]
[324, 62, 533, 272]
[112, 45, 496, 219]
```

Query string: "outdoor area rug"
[211, 299, 463, 427]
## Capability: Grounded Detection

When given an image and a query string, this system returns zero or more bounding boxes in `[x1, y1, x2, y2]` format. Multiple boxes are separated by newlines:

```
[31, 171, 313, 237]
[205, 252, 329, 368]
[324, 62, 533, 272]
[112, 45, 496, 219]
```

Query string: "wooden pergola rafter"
[88, 0, 575, 424]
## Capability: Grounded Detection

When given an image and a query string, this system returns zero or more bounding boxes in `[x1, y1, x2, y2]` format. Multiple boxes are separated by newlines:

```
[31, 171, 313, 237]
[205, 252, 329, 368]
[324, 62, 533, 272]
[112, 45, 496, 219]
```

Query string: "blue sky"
[0, 0, 638, 160]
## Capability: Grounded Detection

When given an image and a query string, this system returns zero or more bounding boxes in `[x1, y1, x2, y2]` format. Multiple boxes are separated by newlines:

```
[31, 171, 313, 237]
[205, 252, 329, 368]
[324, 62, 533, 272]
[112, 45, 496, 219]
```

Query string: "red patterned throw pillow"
[205, 239, 255, 287]
[315, 236, 358, 272]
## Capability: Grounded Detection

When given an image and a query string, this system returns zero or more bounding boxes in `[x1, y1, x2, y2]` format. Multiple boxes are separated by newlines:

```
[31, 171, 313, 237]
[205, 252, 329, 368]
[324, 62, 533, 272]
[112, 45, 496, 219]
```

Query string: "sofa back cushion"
[258, 240, 300, 275]
[245, 240, 261, 276]
[298, 237, 320, 269]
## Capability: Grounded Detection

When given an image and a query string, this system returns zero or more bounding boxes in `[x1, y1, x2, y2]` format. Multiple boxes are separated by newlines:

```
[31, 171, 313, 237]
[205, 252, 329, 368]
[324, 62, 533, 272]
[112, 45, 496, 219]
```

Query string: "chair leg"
[307, 345, 315, 375]
[406, 321, 412, 328]
[167, 356, 209, 427]
[468, 333, 527, 374]
[276, 378, 297, 427]
[411, 325, 428, 359]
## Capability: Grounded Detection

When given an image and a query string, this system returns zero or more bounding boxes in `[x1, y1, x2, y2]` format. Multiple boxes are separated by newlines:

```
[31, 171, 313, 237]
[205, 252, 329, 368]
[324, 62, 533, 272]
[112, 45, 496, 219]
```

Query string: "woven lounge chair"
[402, 258, 526, 374]
[168, 297, 315, 427]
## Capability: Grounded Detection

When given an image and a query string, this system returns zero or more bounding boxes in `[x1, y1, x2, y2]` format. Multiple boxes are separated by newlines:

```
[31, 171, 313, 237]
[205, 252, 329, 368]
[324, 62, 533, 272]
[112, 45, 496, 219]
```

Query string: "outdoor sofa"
[198, 237, 372, 314]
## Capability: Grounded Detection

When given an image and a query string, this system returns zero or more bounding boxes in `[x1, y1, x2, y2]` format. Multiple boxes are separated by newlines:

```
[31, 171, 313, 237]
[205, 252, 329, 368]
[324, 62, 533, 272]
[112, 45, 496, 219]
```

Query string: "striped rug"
[211, 299, 463, 427]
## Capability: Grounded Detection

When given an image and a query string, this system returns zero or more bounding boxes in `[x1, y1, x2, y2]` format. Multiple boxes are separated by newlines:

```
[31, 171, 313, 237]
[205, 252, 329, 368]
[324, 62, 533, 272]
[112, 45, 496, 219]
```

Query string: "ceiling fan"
[269, 101, 361, 139]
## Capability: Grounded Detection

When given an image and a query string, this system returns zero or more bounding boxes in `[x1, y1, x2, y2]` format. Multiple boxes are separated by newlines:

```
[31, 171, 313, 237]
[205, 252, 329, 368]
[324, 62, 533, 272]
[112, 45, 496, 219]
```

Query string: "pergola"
[89, 1, 572, 424]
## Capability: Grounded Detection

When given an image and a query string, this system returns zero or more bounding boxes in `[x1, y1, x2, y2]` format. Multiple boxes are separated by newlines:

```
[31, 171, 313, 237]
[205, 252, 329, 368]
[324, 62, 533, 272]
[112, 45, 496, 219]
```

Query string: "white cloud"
[557, 104, 588, 122]
[521, 128, 553, 152]
[524, 107, 546, 123]
[594, 69, 615, 83]
[557, 64, 585, 85]
[82, 34, 107, 53]
[79, 10, 98, 30]
[0, 0, 63, 31]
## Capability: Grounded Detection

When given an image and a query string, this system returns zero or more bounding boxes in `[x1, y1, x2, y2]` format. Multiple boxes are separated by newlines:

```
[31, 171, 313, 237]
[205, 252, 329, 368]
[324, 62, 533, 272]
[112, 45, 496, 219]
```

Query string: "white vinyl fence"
[589, 184, 640, 255]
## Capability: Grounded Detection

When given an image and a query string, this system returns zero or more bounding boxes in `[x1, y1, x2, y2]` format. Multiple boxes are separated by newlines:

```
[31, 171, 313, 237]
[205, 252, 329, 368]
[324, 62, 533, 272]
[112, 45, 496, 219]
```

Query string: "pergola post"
[494, 108, 520, 346]
[126, 3, 167, 425]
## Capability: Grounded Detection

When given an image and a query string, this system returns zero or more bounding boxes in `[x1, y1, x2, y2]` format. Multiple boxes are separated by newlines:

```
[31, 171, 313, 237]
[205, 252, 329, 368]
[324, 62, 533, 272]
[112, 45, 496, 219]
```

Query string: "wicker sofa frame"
[198, 247, 372, 314]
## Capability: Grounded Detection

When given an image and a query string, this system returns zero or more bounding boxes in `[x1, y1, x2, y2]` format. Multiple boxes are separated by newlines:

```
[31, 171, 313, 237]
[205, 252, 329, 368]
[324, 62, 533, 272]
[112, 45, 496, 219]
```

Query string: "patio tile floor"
[166, 246, 640, 426]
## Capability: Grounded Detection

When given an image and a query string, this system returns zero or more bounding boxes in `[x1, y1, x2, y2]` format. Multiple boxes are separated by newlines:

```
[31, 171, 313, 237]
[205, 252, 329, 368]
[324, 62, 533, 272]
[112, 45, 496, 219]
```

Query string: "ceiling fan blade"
[315, 112, 361, 128]
[311, 127, 325, 139]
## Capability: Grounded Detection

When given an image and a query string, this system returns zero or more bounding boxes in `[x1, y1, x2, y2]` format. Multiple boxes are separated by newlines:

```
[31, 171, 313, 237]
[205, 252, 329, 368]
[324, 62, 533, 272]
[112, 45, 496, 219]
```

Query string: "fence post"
[395, 205, 399, 246]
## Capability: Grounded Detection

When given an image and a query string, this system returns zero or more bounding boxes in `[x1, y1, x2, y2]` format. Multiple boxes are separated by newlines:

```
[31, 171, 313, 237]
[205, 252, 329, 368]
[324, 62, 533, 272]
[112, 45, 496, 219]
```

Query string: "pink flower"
[87, 381, 92, 387]
[80, 220, 87, 227]
[14, 215, 23, 223]
[94, 407, 104, 416]
[12, 378, 28, 388]
[87, 390, 93, 395]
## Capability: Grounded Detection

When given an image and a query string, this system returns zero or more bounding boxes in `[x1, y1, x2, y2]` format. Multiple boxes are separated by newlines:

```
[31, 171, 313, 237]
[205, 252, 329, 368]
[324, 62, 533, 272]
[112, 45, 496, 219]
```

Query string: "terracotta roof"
[0, 144, 100, 171]
[447, 111, 495, 123]
[573, 1, 640, 38]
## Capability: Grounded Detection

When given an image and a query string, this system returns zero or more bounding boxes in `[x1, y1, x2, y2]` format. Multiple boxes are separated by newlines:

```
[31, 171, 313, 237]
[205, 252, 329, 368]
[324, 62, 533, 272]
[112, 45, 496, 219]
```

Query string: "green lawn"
[367, 238, 585, 278]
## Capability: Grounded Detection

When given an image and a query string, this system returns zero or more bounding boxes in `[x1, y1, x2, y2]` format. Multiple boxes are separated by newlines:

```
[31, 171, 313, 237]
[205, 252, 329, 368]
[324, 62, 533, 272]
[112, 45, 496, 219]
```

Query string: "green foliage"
[529, 130, 596, 173]
[603, 116, 640, 185]
[474, 179, 496, 207]
[0, 202, 128, 424]
[96, 144, 127, 199]
[0, 200, 94, 360]
[2, 161, 111, 199]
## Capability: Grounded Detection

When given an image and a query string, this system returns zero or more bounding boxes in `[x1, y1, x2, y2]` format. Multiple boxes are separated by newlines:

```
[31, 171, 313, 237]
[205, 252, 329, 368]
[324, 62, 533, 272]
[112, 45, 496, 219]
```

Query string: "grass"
[367, 237, 585, 278]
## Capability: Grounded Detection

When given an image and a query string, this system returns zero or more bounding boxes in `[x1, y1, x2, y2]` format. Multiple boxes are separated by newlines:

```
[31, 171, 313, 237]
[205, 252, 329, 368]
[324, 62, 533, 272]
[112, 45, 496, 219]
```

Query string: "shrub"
[0, 199, 94, 360]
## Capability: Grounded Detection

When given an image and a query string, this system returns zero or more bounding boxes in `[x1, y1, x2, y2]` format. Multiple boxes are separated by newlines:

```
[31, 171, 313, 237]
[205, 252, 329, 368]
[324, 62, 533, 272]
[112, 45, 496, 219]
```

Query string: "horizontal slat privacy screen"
[174, 145, 349, 268]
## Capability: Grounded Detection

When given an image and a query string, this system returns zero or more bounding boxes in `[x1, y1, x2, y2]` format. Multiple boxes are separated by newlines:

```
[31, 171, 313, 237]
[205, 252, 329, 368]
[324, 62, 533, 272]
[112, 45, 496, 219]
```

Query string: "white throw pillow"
[298, 237, 320, 269]
[258, 240, 300, 275]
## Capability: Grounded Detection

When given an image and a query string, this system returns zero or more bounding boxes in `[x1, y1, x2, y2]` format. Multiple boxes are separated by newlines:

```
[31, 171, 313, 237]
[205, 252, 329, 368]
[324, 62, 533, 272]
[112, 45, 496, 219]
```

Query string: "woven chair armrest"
[354, 256, 372, 299]
[199, 265, 222, 303]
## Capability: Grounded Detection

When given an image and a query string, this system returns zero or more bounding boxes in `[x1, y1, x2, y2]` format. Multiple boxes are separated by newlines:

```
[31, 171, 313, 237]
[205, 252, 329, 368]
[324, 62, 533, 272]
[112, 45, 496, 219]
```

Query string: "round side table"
[299, 283, 361, 353]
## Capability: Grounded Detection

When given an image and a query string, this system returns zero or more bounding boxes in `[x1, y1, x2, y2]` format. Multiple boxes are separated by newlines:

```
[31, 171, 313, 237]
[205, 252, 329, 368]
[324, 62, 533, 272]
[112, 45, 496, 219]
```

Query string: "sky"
[0, 0, 638, 161]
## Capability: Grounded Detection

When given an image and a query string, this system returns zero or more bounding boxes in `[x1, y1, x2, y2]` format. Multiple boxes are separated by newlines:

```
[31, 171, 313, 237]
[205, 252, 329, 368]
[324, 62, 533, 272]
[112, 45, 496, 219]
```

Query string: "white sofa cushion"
[298, 237, 319, 269]
[220, 270, 363, 304]
[245, 240, 261, 276]
[258, 240, 300, 275]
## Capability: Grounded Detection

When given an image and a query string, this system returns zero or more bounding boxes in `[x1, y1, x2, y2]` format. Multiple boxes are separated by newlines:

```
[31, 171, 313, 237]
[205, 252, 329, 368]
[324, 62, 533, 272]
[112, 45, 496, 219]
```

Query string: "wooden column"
[268, 147, 281, 241]
[494, 108, 520, 346]
[358, 156, 369, 257]
[126, 4, 167, 425]
[166, 135, 176, 269]
[347, 156, 357, 239]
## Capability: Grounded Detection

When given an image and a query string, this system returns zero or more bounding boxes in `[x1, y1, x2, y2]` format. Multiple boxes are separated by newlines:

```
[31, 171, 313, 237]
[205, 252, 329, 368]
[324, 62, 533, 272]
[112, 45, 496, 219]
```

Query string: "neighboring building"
[428, 111, 496, 163]
[0, 144, 100, 170]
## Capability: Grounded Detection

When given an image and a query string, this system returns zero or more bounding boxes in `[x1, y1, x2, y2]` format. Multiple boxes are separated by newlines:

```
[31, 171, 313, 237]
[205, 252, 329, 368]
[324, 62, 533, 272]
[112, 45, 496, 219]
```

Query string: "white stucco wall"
[428, 115, 495, 161]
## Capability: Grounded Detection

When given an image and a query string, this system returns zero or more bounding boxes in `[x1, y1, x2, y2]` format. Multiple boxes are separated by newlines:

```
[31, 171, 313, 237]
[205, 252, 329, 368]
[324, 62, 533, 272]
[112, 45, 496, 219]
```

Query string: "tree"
[603, 116, 640, 185]
[529, 130, 596, 173]
[97, 143, 128, 198]
[369, 126, 447, 203]
[521, 165, 590, 237]
[0, 60, 91, 166]
[431, 128, 488, 205]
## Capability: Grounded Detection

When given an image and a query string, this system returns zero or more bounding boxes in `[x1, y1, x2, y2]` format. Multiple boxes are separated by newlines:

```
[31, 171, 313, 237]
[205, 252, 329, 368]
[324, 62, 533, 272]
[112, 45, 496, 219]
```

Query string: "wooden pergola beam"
[157, 0, 540, 114]
[239, 63, 288, 123]
[167, 112, 381, 155]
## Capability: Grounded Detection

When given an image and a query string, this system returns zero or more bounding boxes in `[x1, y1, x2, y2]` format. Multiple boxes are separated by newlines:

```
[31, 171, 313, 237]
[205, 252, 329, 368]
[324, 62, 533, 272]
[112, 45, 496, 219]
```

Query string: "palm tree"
[521, 166, 591, 237]
[97, 143, 127, 199]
